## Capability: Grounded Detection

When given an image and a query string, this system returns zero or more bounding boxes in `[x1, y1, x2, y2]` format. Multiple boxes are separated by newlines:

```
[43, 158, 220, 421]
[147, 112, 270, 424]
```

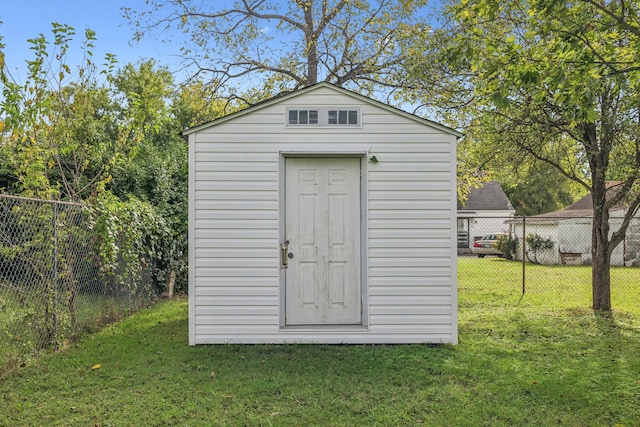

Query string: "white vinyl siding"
[189, 84, 458, 344]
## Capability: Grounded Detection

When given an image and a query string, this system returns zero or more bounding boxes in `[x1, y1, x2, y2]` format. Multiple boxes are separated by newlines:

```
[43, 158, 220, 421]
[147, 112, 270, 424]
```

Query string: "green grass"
[0, 287, 154, 373]
[460, 257, 640, 313]
[1, 260, 640, 426]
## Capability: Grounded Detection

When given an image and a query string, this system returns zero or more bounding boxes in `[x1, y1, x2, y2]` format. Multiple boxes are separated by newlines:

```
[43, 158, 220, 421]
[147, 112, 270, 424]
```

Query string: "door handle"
[280, 240, 290, 269]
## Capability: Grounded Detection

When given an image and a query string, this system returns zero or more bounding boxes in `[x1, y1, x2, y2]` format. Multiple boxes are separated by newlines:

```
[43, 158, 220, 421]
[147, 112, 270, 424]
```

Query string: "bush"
[525, 233, 555, 264]
[92, 191, 169, 293]
[495, 234, 519, 260]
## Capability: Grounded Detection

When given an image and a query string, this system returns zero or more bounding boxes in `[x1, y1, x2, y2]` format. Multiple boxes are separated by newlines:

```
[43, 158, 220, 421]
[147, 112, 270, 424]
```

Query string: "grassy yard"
[1, 259, 639, 426]
[0, 289, 144, 371]
[459, 256, 640, 313]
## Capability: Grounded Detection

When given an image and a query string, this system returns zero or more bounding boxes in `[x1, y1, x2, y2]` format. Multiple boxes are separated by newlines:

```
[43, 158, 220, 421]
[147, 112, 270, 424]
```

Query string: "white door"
[284, 157, 361, 325]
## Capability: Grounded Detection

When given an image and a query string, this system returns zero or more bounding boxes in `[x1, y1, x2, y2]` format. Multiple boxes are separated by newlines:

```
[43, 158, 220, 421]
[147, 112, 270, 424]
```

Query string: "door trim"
[278, 152, 368, 329]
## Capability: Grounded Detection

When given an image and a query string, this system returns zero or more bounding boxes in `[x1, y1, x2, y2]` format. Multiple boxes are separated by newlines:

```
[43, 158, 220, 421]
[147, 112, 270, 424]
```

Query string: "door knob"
[288, 252, 294, 259]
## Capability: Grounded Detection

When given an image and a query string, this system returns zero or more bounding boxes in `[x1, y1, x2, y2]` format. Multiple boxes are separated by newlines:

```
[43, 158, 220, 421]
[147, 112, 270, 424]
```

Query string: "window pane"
[309, 110, 319, 124]
[299, 110, 308, 124]
[338, 110, 348, 124]
[328, 110, 338, 124]
[348, 110, 358, 125]
[288, 110, 298, 125]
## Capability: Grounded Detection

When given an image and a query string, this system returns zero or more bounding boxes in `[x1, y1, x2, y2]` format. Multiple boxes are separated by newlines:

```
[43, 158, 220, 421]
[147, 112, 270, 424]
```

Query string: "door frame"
[278, 152, 368, 329]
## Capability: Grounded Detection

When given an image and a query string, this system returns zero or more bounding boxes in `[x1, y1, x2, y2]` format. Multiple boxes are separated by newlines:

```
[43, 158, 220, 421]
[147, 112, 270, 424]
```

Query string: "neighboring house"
[510, 184, 640, 266]
[457, 181, 515, 249]
[185, 82, 462, 345]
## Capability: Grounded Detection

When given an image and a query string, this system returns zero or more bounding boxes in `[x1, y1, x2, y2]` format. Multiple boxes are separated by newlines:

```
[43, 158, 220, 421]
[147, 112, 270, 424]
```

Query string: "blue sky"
[1, 1, 442, 93]
[0, 1, 176, 81]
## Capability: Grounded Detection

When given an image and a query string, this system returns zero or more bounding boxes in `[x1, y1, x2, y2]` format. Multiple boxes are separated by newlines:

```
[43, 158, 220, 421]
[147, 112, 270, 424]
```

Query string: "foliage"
[525, 233, 555, 265]
[455, 132, 585, 215]
[122, 0, 429, 100]
[494, 234, 518, 260]
[91, 191, 169, 294]
[107, 61, 187, 292]
[0, 27, 219, 294]
[0, 23, 131, 201]
[0, 194, 159, 374]
[107, 60, 227, 293]
[172, 79, 229, 129]
[2, 261, 640, 424]
[403, 0, 640, 311]
[0, 200, 60, 351]
[499, 161, 584, 215]
[455, 137, 489, 205]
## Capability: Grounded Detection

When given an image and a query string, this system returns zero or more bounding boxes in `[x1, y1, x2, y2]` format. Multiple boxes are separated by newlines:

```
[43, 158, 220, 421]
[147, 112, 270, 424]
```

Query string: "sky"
[0, 0, 442, 105]
[0, 0, 180, 82]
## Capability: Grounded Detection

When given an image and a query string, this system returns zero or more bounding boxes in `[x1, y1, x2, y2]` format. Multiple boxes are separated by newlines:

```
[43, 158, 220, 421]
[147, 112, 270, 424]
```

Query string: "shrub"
[495, 234, 519, 260]
[525, 233, 555, 264]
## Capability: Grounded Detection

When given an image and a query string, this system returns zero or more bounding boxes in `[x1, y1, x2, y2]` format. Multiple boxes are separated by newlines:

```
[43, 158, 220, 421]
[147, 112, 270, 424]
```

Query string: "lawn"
[459, 256, 640, 313]
[1, 259, 639, 426]
[0, 288, 149, 372]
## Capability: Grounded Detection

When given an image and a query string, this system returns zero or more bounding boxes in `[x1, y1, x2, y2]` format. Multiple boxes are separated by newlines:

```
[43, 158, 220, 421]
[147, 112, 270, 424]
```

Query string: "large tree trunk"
[591, 179, 612, 312]
[591, 231, 612, 312]
[303, 3, 318, 85]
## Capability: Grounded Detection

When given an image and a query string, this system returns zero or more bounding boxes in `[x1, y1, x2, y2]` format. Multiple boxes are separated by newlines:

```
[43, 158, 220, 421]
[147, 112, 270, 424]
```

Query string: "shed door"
[285, 157, 361, 325]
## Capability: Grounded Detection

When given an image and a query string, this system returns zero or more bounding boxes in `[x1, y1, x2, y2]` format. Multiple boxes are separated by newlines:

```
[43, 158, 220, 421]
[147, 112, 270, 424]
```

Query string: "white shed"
[186, 83, 462, 344]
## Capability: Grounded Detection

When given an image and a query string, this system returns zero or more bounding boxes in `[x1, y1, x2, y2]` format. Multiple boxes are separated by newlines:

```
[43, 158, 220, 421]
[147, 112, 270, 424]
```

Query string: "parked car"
[471, 233, 506, 258]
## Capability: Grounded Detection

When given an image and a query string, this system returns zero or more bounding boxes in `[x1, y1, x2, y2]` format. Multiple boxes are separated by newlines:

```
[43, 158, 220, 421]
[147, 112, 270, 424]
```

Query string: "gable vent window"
[286, 107, 361, 127]
[289, 109, 319, 125]
[328, 109, 359, 125]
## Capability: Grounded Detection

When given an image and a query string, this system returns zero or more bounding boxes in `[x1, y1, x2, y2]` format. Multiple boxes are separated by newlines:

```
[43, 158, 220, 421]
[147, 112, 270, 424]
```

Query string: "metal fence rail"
[0, 194, 155, 372]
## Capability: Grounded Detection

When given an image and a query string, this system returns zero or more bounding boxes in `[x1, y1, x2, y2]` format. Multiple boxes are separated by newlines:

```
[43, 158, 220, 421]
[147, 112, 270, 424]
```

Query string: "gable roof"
[529, 182, 627, 220]
[457, 181, 514, 211]
[183, 82, 463, 137]
[509, 182, 630, 224]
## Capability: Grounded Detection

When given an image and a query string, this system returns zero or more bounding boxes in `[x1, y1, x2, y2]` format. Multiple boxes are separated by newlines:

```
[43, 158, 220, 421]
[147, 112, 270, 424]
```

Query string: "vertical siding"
[189, 85, 457, 344]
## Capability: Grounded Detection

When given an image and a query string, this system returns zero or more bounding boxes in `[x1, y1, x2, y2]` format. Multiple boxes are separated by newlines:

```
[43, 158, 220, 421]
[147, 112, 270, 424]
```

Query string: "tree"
[498, 161, 584, 216]
[122, 0, 427, 100]
[455, 125, 585, 215]
[0, 26, 192, 295]
[405, 0, 640, 311]
[108, 60, 228, 294]
[0, 23, 131, 201]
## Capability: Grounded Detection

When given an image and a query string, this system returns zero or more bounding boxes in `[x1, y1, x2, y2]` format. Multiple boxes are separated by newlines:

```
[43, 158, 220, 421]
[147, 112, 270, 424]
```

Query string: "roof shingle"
[458, 181, 514, 211]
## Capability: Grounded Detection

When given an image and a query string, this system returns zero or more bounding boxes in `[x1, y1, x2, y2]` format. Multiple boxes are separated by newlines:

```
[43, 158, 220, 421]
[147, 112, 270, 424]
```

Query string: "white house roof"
[183, 82, 463, 138]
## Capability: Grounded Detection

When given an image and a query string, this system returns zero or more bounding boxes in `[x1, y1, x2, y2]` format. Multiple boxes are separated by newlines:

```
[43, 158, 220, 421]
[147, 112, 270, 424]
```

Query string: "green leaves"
[0, 22, 210, 294]
[92, 191, 169, 294]
[0, 23, 127, 200]
[403, 0, 640, 310]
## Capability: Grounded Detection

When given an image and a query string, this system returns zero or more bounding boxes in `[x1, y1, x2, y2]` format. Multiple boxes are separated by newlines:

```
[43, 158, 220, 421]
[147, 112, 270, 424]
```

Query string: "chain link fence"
[458, 215, 640, 311]
[0, 194, 156, 373]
